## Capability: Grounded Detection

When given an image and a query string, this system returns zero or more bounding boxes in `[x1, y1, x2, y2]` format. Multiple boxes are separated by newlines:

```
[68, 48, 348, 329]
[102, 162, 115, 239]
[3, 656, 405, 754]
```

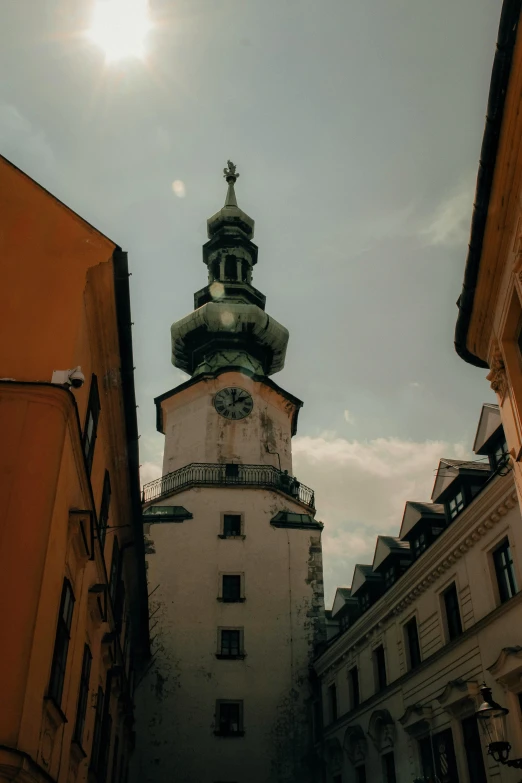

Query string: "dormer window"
[412, 532, 427, 558]
[384, 566, 395, 589]
[492, 437, 509, 469]
[448, 489, 465, 520]
[359, 593, 371, 613]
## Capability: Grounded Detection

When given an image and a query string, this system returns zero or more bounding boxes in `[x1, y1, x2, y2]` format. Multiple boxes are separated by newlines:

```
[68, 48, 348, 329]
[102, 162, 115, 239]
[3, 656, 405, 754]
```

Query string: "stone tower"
[133, 162, 325, 783]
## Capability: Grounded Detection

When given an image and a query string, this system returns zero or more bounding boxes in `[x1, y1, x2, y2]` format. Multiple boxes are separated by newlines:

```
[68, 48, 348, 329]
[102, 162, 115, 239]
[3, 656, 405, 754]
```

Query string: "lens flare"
[87, 0, 152, 62]
[209, 282, 225, 299]
[172, 180, 186, 198]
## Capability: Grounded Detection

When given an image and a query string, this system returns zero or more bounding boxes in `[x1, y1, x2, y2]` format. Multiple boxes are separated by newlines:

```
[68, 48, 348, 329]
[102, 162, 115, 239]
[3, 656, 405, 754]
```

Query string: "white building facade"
[132, 163, 325, 783]
[315, 405, 522, 783]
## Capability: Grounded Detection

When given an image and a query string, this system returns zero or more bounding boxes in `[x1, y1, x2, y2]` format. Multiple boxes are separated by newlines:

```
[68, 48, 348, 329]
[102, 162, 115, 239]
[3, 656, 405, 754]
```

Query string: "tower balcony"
[141, 462, 315, 511]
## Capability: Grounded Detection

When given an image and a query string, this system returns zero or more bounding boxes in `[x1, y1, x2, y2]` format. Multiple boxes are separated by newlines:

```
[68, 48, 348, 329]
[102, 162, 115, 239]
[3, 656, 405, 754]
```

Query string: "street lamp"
[475, 683, 522, 768]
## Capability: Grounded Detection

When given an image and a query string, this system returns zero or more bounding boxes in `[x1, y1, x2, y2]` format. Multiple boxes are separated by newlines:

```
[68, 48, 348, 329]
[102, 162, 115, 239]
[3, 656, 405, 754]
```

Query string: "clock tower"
[133, 163, 325, 783]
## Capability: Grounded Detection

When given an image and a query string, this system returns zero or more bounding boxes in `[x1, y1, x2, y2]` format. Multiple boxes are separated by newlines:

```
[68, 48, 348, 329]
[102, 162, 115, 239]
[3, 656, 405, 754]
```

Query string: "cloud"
[343, 409, 355, 425]
[292, 433, 471, 605]
[420, 181, 474, 247]
[140, 460, 162, 487]
[0, 104, 55, 170]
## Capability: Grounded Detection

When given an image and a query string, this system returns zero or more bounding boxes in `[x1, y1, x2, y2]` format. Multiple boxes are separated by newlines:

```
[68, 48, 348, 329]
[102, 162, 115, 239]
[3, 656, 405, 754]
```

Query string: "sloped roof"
[399, 501, 445, 539]
[331, 587, 352, 618]
[351, 564, 382, 596]
[431, 458, 490, 501]
[473, 403, 502, 454]
[373, 536, 411, 571]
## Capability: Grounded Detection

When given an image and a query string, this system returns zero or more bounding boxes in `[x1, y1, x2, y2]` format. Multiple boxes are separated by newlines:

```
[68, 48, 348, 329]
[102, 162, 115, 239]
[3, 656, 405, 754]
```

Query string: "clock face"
[214, 387, 253, 420]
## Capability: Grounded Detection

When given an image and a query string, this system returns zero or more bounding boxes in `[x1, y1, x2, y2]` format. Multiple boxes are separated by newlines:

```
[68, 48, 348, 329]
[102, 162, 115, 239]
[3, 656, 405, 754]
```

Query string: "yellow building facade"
[0, 156, 149, 783]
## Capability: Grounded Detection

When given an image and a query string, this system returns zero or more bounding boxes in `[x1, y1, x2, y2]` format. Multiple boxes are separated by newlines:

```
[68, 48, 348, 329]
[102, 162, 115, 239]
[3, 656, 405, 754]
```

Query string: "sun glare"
[87, 0, 151, 62]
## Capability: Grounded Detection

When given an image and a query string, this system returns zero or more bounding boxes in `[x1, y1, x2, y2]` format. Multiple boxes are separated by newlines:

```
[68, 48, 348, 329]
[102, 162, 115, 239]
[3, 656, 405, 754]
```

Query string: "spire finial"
[223, 160, 239, 184]
[223, 160, 239, 207]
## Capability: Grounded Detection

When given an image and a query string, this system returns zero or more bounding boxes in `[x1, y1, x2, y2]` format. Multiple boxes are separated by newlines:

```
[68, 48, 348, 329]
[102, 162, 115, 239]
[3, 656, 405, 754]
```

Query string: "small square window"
[221, 574, 242, 602]
[448, 490, 465, 520]
[215, 700, 244, 736]
[218, 629, 243, 658]
[223, 514, 242, 537]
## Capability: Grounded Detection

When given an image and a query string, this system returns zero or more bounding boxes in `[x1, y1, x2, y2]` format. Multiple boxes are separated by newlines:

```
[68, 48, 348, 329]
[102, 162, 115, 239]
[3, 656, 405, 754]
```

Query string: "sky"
[0, 0, 501, 604]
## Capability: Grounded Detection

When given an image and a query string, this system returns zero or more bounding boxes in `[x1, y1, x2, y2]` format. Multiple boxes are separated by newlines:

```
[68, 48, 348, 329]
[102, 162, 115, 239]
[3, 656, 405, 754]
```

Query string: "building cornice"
[315, 472, 517, 675]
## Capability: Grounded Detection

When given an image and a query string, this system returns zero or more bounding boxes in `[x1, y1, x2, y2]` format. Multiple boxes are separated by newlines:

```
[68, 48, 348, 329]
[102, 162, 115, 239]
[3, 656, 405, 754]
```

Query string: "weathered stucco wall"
[132, 485, 325, 783]
[160, 371, 297, 474]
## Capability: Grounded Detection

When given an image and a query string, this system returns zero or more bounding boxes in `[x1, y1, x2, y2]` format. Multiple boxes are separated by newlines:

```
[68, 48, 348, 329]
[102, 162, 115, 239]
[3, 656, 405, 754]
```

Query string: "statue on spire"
[223, 160, 239, 183]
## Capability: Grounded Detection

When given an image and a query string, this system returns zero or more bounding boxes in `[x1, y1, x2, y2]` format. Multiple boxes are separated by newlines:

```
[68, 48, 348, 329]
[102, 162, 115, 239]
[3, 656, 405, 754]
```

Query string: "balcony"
[142, 462, 315, 510]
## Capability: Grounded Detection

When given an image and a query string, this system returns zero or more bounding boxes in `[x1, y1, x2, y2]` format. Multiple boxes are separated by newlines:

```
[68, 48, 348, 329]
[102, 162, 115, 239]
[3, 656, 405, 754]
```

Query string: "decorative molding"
[488, 646, 522, 689]
[437, 679, 479, 718]
[343, 725, 367, 764]
[486, 344, 507, 401]
[367, 709, 395, 752]
[399, 704, 432, 738]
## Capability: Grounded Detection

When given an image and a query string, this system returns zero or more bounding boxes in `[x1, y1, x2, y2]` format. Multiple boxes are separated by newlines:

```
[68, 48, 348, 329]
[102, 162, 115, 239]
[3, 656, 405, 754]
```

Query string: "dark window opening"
[111, 736, 119, 783]
[83, 375, 100, 475]
[74, 644, 92, 745]
[225, 463, 239, 479]
[90, 687, 105, 772]
[220, 629, 241, 657]
[222, 575, 241, 602]
[419, 729, 459, 783]
[109, 538, 121, 607]
[448, 489, 465, 520]
[333, 776, 342, 783]
[355, 766, 366, 783]
[373, 645, 387, 691]
[328, 682, 337, 722]
[313, 699, 322, 742]
[98, 471, 111, 549]
[348, 666, 360, 709]
[49, 579, 75, 706]
[382, 752, 397, 783]
[443, 583, 462, 640]
[223, 514, 242, 537]
[384, 565, 396, 589]
[412, 531, 428, 558]
[494, 538, 518, 603]
[216, 701, 243, 736]
[359, 592, 371, 612]
[461, 715, 487, 783]
[405, 617, 421, 669]
[224, 255, 237, 280]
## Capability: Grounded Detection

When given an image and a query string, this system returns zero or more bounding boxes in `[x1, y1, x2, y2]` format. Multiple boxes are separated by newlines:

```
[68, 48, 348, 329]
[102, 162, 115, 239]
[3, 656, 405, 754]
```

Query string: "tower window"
[224, 255, 237, 280]
[221, 574, 243, 602]
[218, 629, 243, 658]
[215, 700, 244, 736]
[222, 514, 242, 537]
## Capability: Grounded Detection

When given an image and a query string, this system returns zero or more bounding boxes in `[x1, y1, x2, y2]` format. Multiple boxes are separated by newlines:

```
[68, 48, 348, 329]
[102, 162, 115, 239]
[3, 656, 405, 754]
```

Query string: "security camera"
[68, 367, 85, 388]
[51, 366, 85, 389]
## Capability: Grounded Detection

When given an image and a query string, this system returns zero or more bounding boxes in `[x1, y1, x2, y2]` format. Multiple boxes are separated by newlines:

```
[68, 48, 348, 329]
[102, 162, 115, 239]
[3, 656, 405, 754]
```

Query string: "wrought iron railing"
[142, 462, 315, 509]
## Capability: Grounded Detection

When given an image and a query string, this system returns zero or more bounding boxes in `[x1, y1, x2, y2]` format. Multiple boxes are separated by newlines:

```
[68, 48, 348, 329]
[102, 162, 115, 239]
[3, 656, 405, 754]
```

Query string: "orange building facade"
[455, 2, 522, 502]
[0, 156, 149, 783]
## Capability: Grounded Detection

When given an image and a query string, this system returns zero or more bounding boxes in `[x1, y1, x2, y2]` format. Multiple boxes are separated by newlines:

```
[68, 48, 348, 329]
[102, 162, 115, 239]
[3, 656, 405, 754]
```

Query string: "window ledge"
[218, 535, 246, 540]
[214, 731, 245, 738]
[43, 695, 68, 725]
[215, 654, 246, 660]
[217, 598, 246, 603]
